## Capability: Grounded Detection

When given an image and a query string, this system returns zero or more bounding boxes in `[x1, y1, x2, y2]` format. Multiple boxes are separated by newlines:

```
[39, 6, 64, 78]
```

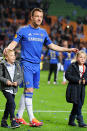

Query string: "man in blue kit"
[4, 8, 78, 127]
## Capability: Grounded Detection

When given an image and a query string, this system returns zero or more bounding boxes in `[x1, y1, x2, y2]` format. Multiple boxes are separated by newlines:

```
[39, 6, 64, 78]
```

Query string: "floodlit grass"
[0, 71, 87, 131]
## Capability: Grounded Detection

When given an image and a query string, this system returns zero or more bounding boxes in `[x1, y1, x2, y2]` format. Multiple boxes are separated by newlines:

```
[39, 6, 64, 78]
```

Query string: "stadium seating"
[66, 0, 87, 9]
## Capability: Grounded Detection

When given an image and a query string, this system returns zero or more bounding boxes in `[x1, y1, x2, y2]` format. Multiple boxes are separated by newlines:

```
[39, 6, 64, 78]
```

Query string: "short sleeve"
[13, 27, 23, 43]
[44, 31, 52, 46]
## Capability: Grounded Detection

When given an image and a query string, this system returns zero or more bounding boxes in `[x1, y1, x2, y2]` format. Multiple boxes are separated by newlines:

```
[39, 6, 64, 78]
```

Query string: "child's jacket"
[0, 60, 23, 94]
[65, 61, 87, 105]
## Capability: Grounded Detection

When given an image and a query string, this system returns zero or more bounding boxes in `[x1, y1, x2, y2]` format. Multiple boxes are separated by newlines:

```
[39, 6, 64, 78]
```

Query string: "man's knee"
[24, 88, 34, 98]
[24, 87, 34, 93]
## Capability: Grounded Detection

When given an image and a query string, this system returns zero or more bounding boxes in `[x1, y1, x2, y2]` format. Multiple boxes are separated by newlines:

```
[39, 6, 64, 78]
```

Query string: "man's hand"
[3, 41, 18, 55]
[68, 48, 79, 53]
[3, 47, 9, 56]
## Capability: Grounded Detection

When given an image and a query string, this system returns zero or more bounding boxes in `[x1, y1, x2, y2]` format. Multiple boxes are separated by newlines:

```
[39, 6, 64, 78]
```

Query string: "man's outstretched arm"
[48, 43, 78, 53]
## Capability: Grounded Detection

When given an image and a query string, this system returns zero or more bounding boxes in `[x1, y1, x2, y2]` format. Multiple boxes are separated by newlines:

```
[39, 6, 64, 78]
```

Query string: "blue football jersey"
[62, 52, 75, 71]
[81, 48, 87, 54]
[13, 25, 52, 63]
[47, 49, 59, 64]
[62, 52, 75, 64]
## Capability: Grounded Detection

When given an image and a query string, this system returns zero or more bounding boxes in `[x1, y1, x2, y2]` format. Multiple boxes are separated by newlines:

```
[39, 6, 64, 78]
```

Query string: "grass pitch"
[0, 71, 87, 131]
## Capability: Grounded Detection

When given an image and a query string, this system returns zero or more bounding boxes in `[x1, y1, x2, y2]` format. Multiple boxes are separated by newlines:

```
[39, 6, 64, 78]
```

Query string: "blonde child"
[0, 50, 22, 128]
[65, 50, 87, 127]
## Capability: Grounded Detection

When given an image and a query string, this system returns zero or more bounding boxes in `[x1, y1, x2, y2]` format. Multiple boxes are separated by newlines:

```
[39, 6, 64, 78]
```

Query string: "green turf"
[0, 71, 87, 131]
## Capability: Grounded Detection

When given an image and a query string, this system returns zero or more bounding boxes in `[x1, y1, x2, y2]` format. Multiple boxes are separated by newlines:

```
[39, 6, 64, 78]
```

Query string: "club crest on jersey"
[14, 34, 17, 38]
[40, 33, 43, 37]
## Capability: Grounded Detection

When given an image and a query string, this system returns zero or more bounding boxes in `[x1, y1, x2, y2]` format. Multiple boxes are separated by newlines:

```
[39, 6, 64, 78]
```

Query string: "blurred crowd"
[0, 0, 49, 51]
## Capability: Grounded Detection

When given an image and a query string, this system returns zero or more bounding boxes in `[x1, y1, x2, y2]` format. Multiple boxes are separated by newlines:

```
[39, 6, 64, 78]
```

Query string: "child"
[65, 50, 87, 127]
[0, 50, 23, 128]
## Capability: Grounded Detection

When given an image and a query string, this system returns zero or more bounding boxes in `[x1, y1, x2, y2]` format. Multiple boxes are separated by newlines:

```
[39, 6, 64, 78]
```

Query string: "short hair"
[31, 8, 43, 17]
[76, 50, 87, 58]
[4, 49, 15, 57]
[71, 50, 87, 63]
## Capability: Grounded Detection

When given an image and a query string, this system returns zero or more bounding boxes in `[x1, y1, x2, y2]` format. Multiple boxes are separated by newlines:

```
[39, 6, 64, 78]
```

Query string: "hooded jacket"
[0, 60, 23, 94]
[65, 62, 87, 105]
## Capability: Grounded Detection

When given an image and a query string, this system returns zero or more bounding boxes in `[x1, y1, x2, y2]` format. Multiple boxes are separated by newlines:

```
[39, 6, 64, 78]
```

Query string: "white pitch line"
[0, 110, 87, 113]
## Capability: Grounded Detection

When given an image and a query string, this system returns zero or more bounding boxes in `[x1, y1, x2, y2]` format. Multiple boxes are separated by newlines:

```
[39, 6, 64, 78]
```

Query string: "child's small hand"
[79, 79, 81, 84]
[7, 80, 13, 86]
[82, 78, 85, 85]
[12, 82, 18, 86]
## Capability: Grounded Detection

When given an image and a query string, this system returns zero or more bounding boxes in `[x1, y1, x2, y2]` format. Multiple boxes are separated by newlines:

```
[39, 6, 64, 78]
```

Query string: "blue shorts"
[20, 61, 40, 89]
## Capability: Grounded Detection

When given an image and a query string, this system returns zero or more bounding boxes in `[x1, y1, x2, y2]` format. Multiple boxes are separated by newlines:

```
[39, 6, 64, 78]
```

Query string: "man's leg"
[24, 88, 34, 122]
[16, 93, 25, 118]
[24, 88, 43, 127]
[21, 63, 43, 127]
[15, 93, 28, 125]
[24, 69, 43, 127]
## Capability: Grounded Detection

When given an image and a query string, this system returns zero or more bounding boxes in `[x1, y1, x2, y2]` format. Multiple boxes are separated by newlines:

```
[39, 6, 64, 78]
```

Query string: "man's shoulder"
[17, 25, 29, 32]
[39, 26, 47, 32]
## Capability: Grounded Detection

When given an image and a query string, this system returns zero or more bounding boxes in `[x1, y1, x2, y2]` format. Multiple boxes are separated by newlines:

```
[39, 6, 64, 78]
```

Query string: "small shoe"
[15, 118, 28, 125]
[68, 122, 77, 126]
[1, 120, 10, 128]
[79, 123, 87, 128]
[29, 118, 43, 127]
[11, 120, 20, 128]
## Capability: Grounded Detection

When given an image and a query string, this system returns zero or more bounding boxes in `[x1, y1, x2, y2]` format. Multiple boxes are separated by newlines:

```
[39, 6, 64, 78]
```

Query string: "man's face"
[31, 11, 43, 26]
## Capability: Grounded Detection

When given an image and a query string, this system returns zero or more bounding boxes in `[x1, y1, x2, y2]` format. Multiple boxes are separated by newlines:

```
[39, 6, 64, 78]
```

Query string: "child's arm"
[0, 63, 9, 84]
[65, 64, 80, 83]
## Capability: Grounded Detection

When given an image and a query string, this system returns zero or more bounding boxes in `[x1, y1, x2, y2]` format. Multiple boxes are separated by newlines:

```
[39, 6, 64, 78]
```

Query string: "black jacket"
[65, 62, 87, 105]
[0, 60, 23, 94]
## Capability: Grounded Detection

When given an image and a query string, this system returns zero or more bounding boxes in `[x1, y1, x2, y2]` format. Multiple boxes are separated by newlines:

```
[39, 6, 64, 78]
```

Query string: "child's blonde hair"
[4, 49, 15, 58]
[76, 50, 87, 59]
[71, 50, 87, 63]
